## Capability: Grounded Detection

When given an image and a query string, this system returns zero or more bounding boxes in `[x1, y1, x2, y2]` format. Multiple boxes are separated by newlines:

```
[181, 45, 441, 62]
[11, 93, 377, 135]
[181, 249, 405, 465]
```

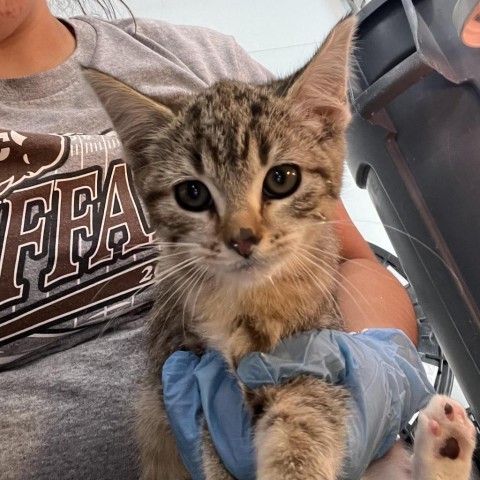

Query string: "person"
[0, 1, 420, 479]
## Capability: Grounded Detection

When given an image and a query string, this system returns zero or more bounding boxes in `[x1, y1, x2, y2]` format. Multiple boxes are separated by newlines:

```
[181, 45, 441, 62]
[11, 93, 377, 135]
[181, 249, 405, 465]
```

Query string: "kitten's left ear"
[276, 16, 356, 129]
[82, 68, 175, 171]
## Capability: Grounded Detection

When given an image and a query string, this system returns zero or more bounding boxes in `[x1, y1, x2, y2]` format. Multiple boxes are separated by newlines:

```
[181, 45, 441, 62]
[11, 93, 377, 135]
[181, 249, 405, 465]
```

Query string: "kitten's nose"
[228, 228, 262, 258]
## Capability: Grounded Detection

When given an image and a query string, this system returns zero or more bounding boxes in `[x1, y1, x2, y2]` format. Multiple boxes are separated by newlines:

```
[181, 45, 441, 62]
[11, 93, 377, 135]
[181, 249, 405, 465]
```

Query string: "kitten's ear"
[82, 68, 175, 169]
[275, 16, 356, 128]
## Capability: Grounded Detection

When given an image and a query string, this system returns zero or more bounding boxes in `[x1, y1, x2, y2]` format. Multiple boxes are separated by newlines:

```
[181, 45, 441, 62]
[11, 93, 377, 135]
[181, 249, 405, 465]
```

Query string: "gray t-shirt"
[0, 16, 269, 479]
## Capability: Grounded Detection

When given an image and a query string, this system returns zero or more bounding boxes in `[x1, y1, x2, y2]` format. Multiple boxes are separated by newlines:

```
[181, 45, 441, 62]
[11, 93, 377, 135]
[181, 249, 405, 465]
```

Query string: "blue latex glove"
[162, 329, 435, 480]
[163, 349, 255, 479]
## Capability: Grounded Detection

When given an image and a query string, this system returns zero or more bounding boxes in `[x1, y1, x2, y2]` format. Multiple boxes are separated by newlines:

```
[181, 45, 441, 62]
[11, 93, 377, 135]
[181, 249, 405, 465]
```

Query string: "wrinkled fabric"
[163, 351, 255, 480]
[163, 329, 435, 480]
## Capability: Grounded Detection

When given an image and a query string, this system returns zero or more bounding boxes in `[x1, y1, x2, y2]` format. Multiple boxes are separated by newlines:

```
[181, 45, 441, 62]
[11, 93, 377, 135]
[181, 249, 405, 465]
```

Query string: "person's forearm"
[333, 201, 418, 345]
[337, 258, 418, 346]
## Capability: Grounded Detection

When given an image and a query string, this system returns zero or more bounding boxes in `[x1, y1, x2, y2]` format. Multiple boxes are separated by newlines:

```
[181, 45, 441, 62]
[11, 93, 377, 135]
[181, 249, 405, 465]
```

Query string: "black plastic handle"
[354, 51, 433, 119]
[353, 0, 458, 121]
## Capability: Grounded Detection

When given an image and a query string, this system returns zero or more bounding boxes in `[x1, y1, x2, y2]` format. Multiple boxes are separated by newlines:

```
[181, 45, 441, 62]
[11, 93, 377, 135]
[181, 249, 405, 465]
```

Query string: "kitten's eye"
[263, 164, 301, 199]
[174, 180, 212, 211]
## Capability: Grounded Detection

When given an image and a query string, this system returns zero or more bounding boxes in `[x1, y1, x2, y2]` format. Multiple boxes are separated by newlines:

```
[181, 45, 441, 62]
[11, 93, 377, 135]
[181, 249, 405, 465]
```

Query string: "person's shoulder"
[118, 17, 238, 50]
[74, 16, 272, 85]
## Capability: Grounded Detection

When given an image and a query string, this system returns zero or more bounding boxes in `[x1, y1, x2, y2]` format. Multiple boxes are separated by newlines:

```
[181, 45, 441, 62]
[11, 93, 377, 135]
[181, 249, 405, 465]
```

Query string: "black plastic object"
[347, 0, 480, 419]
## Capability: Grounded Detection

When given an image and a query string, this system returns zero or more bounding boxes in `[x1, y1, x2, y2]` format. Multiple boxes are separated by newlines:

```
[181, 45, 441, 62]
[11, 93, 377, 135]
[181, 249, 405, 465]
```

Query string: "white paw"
[413, 395, 476, 480]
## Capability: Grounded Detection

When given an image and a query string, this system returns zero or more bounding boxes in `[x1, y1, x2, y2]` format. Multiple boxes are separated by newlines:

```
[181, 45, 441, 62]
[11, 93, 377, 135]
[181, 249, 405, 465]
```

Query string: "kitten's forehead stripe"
[258, 135, 270, 166]
[182, 82, 282, 173]
[251, 102, 262, 118]
[241, 130, 250, 161]
[206, 137, 220, 166]
[190, 150, 204, 174]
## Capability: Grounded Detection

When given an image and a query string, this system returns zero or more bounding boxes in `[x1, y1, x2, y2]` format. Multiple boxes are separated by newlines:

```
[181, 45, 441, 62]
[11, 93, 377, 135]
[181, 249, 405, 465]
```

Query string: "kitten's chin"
[210, 257, 282, 289]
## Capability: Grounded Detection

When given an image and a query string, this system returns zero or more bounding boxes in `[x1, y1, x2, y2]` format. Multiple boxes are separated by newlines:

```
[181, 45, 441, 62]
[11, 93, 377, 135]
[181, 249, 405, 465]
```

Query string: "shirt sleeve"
[112, 17, 274, 86]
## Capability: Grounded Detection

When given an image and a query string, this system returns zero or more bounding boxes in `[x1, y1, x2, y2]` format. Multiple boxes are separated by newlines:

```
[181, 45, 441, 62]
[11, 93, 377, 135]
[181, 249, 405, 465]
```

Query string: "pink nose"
[228, 228, 261, 258]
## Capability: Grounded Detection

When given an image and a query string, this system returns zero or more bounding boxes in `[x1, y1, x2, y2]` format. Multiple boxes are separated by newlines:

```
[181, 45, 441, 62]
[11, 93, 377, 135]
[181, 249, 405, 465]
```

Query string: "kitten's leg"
[201, 427, 235, 480]
[134, 380, 190, 480]
[251, 375, 348, 480]
[412, 394, 476, 480]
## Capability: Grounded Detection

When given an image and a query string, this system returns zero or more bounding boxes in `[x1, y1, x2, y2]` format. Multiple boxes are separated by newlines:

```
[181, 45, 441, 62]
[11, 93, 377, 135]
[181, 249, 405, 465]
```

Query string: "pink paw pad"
[424, 396, 477, 461]
[413, 395, 476, 480]
[439, 436, 460, 459]
[444, 402, 454, 420]
[443, 401, 466, 422]
[428, 419, 441, 437]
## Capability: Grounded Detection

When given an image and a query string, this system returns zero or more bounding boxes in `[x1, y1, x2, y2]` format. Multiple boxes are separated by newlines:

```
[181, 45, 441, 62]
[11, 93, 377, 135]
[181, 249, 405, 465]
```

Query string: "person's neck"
[0, 3, 76, 79]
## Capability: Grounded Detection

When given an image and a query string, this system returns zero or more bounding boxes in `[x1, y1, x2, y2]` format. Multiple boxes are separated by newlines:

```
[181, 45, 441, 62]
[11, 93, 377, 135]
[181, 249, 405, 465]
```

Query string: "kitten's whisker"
[155, 269, 193, 306]
[156, 242, 200, 248]
[93, 282, 154, 342]
[155, 257, 201, 284]
[164, 265, 205, 338]
[155, 264, 202, 337]
[87, 265, 153, 307]
[282, 256, 317, 313]
[153, 262, 204, 332]
[296, 249, 371, 322]
[155, 259, 202, 301]
[306, 255, 370, 317]
[114, 244, 154, 253]
[263, 270, 283, 300]
[301, 242, 399, 281]
[155, 250, 195, 261]
[290, 252, 339, 316]
[184, 267, 210, 337]
[190, 268, 210, 326]
[301, 243, 410, 313]
[311, 218, 462, 286]
[155, 256, 196, 275]
[181, 266, 208, 335]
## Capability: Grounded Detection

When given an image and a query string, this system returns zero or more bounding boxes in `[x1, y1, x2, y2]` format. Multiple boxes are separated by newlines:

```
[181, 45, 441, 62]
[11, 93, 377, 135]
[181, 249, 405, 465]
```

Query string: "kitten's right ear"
[271, 16, 356, 129]
[82, 68, 175, 170]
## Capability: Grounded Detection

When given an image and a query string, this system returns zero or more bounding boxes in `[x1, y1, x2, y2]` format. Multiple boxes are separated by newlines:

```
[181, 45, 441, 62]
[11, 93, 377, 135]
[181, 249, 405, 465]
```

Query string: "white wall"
[121, 0, 347, 76]
[51, 0, 394, 253]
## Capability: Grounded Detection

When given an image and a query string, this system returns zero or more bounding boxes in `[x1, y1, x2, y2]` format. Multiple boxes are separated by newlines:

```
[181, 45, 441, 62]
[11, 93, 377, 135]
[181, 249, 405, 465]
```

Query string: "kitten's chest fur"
[190, 251, 344, 366]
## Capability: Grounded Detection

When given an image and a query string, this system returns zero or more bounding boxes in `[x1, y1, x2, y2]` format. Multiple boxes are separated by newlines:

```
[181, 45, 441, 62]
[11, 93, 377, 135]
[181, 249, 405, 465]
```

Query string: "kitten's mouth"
[211, 255, 283, 287]
[236, 259, 258, 272]
[203, 241, 295, 281]
[226, 256, 260, 273]
[204, 252, 264, 275]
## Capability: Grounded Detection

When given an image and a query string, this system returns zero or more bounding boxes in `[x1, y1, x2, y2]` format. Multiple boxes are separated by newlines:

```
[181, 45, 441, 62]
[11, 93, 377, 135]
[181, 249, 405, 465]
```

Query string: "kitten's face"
[139, 81, 344, 286]
[84, 17, 355, 288]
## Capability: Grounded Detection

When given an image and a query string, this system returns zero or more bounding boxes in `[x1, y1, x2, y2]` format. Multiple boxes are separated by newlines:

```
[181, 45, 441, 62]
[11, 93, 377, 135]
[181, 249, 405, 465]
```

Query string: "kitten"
[85, 17, 476, 480]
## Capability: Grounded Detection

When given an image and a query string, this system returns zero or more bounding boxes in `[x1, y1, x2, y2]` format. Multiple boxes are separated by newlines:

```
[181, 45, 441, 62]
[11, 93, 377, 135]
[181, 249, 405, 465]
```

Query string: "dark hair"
[73, 0, 134, 20]
[51, 0, 134, 20]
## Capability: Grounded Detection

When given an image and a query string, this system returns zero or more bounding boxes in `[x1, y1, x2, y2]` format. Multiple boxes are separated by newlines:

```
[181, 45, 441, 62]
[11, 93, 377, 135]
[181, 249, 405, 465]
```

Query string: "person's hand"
[162, 329, 435, 480]
[162, 349, 255, 480]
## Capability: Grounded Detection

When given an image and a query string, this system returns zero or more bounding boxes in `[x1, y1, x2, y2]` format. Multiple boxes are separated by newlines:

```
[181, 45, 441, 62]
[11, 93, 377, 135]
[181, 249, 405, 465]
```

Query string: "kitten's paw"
[413, 395, 476, 480]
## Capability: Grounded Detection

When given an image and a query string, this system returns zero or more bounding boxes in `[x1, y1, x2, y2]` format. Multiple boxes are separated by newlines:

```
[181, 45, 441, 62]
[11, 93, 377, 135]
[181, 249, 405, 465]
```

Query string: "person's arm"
[334, 201, 418, 346]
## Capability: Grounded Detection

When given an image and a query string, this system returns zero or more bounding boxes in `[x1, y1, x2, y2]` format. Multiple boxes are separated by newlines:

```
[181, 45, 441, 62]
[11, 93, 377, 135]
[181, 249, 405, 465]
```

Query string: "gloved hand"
[162, 329, 435, 480]
[162, 349, 254, 479]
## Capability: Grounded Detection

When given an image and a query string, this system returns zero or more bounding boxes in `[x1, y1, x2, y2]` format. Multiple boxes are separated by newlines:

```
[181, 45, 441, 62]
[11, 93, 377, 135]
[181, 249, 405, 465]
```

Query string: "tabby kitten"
[85, 17, 476, 480]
